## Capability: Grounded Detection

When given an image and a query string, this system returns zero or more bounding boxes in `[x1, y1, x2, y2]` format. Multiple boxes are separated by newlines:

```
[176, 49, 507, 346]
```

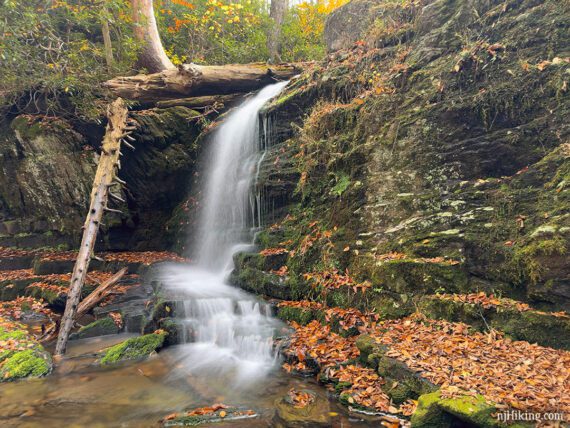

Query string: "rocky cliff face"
[240, 0, 570, 312]
[0, 107, 204, 251]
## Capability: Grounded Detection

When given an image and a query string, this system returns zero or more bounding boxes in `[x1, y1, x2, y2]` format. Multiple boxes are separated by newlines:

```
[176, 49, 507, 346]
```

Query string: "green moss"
[419, 296, 570, 350]
[439, 394, 499, 428]
[277, 306, 317, 325]
[73, 317, 119, 340]
[411, 391, 454, 428]
[0, 349, 51, 381]
[100, 332, 167, 365]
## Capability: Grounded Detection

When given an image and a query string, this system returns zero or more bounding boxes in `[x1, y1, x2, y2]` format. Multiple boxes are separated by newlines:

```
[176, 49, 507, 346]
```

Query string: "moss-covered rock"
[419, 296, 570, 350]
[411, 391, 511, 428]
[355, 334, 437, 404]
[0, 318, 52, 381]
[71, 316, 120, 340]
[100, 331, 167, 365]
[230, 253, 293, 300]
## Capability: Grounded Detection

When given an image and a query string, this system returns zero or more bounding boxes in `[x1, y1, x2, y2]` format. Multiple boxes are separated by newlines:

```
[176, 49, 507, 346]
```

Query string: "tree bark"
[132, 0, 174, 73]
[101, 13, 114, 71]
[54, 98, 129, 357]
[76, 268, 128, 320]
[268, 0, 288, 63]
[155, 94, 242, 109]
[104, 62, 300, 104]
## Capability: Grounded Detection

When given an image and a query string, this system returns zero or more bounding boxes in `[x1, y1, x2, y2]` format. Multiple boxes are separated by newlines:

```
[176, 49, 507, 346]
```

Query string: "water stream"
[157, 81, 289, 387]
[0, 83, 375, 427]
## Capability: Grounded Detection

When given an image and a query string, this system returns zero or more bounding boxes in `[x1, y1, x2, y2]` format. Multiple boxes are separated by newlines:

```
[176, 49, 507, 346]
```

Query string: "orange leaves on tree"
[171, 0, 195, 9]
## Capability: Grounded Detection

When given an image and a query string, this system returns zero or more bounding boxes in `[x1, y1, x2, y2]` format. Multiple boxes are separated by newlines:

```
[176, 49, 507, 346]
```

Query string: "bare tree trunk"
[105, 62, 300, 104]
[132, 0, 174, 73]
[101, 11, 114, 71]
[54, 98, 129, 357]
[268, 0, 288, 63]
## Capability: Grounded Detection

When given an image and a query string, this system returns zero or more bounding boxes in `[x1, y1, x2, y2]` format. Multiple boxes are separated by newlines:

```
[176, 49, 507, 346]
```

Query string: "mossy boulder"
[230, 255, 292, 300]
[277, 305, 320, 325]
[410, 391, 520, 428]
[0, 319, 52, 381]
[71, 316, 120, 340]
[100, 331, 167, 365]
[355, 334, 437, 404]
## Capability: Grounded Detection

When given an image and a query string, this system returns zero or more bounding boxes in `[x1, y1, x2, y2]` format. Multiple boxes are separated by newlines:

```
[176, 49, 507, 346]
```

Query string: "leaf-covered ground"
[280, 310, 570, 420]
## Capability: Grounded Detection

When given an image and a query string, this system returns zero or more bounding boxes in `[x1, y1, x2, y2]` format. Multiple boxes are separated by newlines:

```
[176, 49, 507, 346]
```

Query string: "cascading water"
[159, 82, 288, 387]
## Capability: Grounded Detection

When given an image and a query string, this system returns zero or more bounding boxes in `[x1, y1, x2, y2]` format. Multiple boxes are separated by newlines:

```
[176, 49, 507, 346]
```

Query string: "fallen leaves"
[187, 403, 228, 416]
[370, 315, 570, 414]
[278, 301, 378, 332]
[433, 292, 570, 319]
[0, 297, 55, 321]
[303, 269, 371, 293]
[109, 312, 123, 329]
[259, 247, 289, 256]
[434, 292, 532, 312]
[375, 252, 460, 265]
[288, 388, 314, 408]
[270, 265, 289, 276]
[0, 247, 41, 258]
[282, 320, 359, 371]
[161, 404, 256, 423]
[332, 364, 391, 411]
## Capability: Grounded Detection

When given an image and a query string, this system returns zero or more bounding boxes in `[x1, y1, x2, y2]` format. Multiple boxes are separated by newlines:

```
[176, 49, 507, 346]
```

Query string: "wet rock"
[324, 0, 375, 52]
[163, 407, 258, 427]
[0, 106, 205, 251]
[99, 331, 167, 365]
[70, 317, 120, 340]
[273, 390, 330, 427]
[230, 252, 292, 300]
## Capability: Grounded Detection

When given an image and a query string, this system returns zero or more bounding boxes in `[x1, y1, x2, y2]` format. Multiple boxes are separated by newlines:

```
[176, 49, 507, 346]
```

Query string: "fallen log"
[155, 94, 243, 110]
[77, 268, 128, 320]
[54, 98, 129, 357]
[104, 63, 301, 104]
[40, 268, 127, 343]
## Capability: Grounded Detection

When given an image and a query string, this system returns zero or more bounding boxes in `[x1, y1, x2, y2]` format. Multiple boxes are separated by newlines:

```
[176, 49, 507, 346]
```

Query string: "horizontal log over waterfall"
[104, 63, 302, 104]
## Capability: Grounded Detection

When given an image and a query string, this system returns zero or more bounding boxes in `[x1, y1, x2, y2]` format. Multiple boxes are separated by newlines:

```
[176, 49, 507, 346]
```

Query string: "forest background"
[0, 0, 347, 120]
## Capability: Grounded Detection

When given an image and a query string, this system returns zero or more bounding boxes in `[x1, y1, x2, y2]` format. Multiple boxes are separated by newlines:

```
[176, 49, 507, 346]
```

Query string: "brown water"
[0, 334, 383, 427]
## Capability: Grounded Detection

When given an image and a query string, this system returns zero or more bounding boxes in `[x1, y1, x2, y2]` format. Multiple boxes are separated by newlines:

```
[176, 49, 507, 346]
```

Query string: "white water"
[159, 82, 288, 387]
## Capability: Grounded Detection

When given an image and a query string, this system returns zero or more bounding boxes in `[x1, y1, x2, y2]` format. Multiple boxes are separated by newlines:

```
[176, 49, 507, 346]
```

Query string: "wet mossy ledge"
[418, 295, 570, 350]
[0, 318, 52, 382]
[70, 316, 121, 340]
[99, 330, 167, 365]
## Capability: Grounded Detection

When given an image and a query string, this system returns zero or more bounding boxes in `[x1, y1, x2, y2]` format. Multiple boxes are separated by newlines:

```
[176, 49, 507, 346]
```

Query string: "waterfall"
[158, 82, 288, 387]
